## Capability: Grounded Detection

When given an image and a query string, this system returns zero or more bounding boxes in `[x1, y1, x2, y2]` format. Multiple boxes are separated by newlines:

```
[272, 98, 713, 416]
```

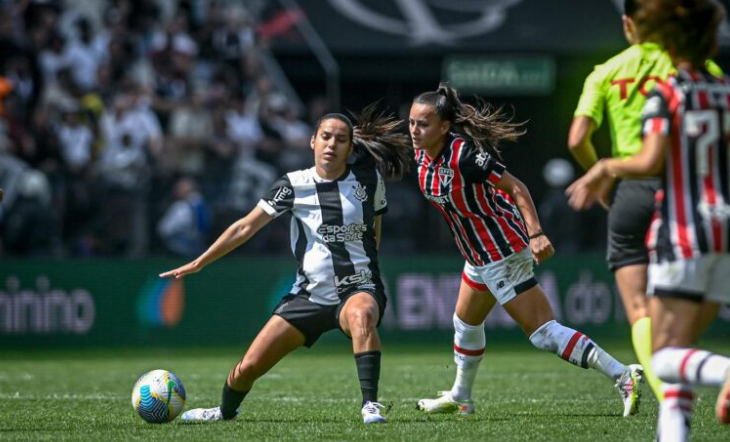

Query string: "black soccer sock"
[220, 383, 249, 420]
[355, 351, 381, 406]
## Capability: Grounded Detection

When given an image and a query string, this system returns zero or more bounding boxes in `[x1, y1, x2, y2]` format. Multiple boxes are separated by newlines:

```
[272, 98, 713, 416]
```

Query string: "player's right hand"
[530, 235, 554, 265]
[159, 261, 202, 279]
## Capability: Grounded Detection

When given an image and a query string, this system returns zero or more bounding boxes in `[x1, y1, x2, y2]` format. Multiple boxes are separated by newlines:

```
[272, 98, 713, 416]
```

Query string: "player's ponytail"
[351, 103, 411, 179]
[415, 82, 526, 159]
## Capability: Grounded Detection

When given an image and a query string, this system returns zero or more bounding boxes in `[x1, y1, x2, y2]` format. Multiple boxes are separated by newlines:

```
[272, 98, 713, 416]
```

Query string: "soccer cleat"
[416, 391, 475, 415]
[180, 406, 227, 422]
[717, 371, 730, 424]
[362, 401, 387, 424]
[615, 364, 643, 417]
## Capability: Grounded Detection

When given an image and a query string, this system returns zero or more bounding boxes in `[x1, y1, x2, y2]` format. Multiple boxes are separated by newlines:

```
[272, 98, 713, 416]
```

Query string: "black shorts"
[272, 289, 386, 348]
[607, 178, 661, 271]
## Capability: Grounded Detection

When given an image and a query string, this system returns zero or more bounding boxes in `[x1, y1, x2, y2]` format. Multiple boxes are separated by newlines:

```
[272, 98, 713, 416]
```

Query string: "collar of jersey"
[312, 165, 351, 183]
[637, 42, 662, 53]
[425, 133, 454, 167]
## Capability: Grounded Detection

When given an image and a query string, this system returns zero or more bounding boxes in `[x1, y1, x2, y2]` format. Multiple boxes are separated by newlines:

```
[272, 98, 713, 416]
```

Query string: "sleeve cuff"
[257, 200, 280, 218]
[375, 206, 388, 216]
[642, 117, 670, 136]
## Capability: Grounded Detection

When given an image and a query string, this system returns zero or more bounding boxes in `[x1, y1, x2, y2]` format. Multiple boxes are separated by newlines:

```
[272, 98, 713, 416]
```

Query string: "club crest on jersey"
[353, 183, 368, 202]
[439, 167, 454, 185]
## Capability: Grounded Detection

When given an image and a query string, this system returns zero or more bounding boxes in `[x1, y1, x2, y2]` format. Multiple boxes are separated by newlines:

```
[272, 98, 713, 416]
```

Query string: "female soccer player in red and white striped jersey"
[568, 0, 730, 439]
[409, 83, 642, 417]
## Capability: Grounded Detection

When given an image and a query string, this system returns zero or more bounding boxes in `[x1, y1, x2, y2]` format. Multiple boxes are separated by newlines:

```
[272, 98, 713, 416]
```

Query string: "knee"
[346, 307, 376, 335]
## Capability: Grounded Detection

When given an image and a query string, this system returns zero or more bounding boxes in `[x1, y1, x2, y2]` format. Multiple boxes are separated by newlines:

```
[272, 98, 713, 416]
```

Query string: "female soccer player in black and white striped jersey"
[160, 105, 410, 424]
[409, 83, 642, 417]
[568, 1, 730, 439]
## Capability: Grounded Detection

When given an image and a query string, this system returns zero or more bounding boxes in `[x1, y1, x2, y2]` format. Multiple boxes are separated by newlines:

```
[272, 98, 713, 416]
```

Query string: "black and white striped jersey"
[257, 165, 387, 305]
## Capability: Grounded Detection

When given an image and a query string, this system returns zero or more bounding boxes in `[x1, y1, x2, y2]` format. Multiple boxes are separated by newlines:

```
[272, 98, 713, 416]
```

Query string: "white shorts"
[462, 248, 537, 305]
[648, 254, 730, 304]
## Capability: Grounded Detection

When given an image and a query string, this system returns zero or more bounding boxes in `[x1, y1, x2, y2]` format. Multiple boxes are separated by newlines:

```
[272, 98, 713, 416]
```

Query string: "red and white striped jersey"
[415, 135, 529, 266]
[643, 69, 730, 262]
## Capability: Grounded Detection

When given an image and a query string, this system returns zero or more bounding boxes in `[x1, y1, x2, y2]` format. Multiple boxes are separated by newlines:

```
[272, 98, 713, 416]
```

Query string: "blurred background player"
[160, 107, 410, 424]
[566, 0, 722, 402]
[410, 83, 642, 417]
[567, 0, 730, 439]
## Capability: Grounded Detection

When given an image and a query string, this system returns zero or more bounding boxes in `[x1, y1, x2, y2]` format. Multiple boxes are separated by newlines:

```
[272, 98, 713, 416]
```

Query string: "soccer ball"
[131, 369, 186, 423]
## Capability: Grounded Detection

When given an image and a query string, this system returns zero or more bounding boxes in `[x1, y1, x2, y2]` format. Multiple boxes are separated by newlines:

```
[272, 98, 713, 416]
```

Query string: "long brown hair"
[413, 82, 526, 159]
[634, 0, 724, 67]
[315, 104, 411, 179]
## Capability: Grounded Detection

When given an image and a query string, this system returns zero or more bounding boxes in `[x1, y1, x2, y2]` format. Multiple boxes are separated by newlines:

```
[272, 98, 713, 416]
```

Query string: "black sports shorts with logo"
[607, 177, 661, 271]
[272, 288, 386, 347]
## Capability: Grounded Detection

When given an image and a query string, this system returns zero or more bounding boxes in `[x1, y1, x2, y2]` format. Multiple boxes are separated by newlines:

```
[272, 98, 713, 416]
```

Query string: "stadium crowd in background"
[0, 0, 317, 258]
[0, 0, 603, 260]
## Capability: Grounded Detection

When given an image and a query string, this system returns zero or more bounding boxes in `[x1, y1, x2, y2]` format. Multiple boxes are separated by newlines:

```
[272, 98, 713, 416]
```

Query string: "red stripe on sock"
[454, 344, 485, 357]
[679, 349, 698, 383]
[561, 332, 583, 361]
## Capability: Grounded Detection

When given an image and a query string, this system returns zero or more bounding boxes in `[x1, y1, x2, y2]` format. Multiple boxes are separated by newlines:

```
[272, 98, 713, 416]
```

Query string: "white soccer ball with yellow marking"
[131, 369, 186, 423]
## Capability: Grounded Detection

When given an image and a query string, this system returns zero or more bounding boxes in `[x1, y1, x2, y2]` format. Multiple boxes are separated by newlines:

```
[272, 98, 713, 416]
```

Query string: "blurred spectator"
[166, 90, 212, 176]
[157, 176, 210, 257]
[0, 168, 60, 256]
[39, 32, 67, 82]
[64, 17, 102, 90]
[538, 158, 581, 253]
[225, 92, 263, 156]
[57, 107, 93, 172]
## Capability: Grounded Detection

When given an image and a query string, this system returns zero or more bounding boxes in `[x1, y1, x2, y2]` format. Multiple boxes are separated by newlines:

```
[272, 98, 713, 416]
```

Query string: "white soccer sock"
[586, 344, 627, 382]
[656, 384, 693, 442]
[653, 347, 730, 386]
[529, 320, 625, 380]
[451, 313, 485, 401]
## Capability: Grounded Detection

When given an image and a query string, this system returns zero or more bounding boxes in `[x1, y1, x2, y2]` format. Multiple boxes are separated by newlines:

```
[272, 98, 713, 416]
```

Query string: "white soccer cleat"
[180, 406, 226, 422]
[417, 391, 475, 415]
[615, 364, 643, 417]
[362, 401, 387, 424]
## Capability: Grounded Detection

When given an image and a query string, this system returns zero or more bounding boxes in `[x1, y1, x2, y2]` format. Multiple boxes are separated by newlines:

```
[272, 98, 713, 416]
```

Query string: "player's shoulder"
[592, 44, 665, 77]
[285, 167, 317, 186]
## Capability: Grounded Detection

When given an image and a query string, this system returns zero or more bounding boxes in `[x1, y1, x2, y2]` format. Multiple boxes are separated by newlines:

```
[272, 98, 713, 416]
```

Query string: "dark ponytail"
[351, 104, 411, 179]
[414, 82, 526, 159]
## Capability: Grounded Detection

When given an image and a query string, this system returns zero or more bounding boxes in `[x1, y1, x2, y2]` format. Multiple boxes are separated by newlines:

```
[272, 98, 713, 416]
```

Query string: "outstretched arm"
[495, 171, 554, 264]
[159, 206, 274, 279]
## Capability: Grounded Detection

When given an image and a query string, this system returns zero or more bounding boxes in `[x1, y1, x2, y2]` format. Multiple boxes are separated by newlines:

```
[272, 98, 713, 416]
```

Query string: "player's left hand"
[566, 161, 615, 210]
[530, 235, 554, 265]
[159, 261, 202, 279]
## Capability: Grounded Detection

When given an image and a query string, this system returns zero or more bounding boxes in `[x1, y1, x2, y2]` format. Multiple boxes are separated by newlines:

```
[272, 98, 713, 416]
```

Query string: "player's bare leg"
[228, 315, 306, 391]
[339, 292, 386, 423]
[417, 282, 496, 415]
[615, 264, 663, 401]
[181, 316, 305, 422]
[507, 285, 642, 417]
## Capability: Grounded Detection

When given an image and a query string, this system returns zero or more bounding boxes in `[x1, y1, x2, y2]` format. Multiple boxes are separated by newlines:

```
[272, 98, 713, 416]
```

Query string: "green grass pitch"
[1, 342, 728, 441]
